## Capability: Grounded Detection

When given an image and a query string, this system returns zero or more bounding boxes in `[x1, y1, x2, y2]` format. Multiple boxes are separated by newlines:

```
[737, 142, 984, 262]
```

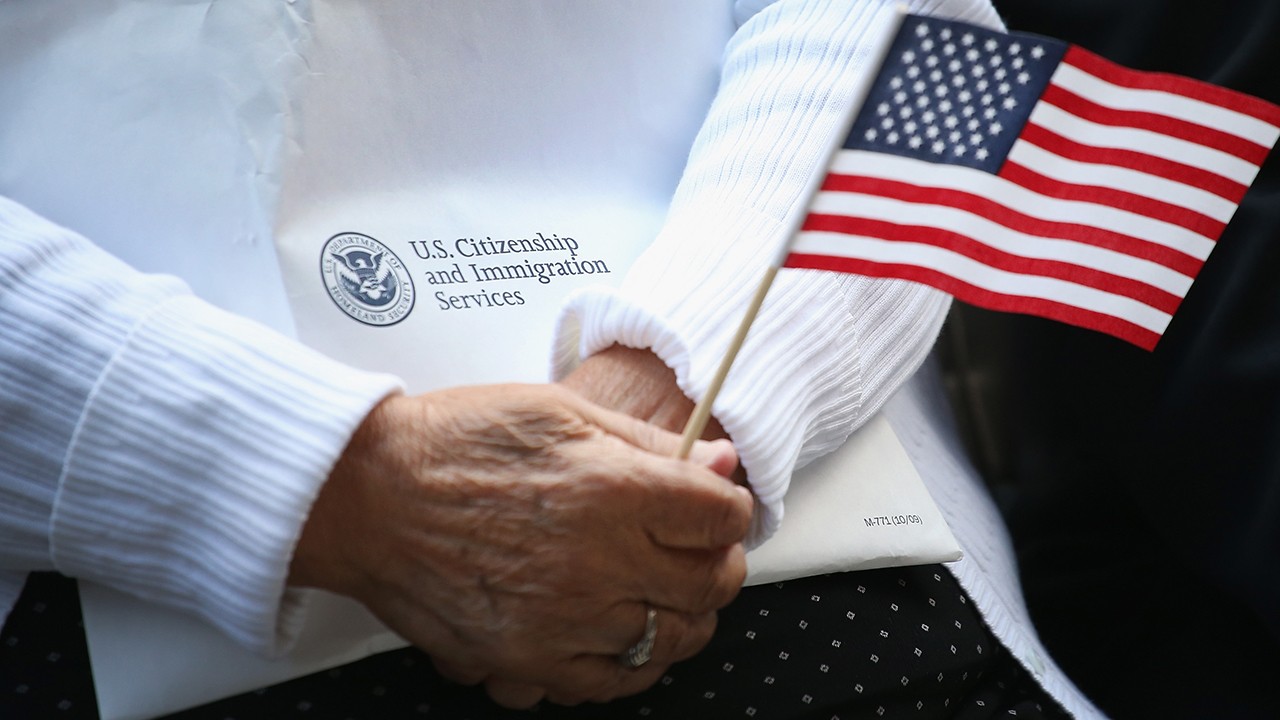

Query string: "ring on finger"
[619, 607, 658, 669]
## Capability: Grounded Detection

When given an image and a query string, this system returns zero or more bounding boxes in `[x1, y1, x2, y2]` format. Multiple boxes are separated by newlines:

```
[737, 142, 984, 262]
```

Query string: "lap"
[174, 566, 1067, 719]
[0, 567, 1068, 719]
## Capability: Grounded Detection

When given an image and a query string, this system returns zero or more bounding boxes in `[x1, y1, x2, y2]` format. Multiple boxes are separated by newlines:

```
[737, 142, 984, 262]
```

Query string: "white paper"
[5, 1, 960, 717]
[744, 414, 961, 586]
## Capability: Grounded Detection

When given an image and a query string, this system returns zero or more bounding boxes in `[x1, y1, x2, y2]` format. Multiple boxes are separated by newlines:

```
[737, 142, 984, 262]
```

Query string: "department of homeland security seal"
[320, 232, 415, 326]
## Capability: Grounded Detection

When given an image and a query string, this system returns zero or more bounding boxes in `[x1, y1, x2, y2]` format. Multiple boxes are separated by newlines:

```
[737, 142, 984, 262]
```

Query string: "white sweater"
[0, 0, 1104, 716]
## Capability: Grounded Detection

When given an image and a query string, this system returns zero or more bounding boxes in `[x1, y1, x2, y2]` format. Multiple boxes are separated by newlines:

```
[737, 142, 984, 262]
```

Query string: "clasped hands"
[290, 346, 752, 708]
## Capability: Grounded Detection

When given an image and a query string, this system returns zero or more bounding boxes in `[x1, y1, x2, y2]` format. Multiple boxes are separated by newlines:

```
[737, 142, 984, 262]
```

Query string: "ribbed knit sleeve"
[552, 0, 1003, 544]
[0, 197, 403, 653]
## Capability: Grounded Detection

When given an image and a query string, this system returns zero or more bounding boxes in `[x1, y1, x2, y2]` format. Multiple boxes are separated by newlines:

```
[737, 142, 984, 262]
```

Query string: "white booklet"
[19, 1, 961, 717]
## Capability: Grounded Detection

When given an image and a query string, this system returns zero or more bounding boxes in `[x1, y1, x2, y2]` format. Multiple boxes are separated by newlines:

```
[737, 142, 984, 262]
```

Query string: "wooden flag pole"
[676, 265, 779, 458]
[675, 6, 909, 459]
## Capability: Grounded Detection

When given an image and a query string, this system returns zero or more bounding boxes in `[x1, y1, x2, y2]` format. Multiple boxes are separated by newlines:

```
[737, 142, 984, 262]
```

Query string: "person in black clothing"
[947, 2, 1280, 718]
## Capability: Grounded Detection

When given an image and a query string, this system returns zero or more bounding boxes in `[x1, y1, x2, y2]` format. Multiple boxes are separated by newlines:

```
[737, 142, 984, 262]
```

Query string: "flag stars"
[853, 17, 1054, 171]
[1031, 44, 1046, 59]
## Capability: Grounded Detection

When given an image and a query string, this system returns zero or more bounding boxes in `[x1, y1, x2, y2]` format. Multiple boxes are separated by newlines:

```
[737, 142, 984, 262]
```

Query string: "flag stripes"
[1060, 46, 1280, 142]
[799, 215, 1185, 313]
[1037, 85, 1271, 171]
[816, 153, 1216, 262]
[788, 249, 1167, 350]
[1016, 124, 1246, 201]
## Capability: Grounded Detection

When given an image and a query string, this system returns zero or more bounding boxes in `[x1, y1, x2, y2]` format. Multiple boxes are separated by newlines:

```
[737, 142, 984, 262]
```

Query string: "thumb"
[576, 400, 753, 548]
[580, 397, 737, 472]
[686, 437, 740, 480]
[590, 400, 744, 483]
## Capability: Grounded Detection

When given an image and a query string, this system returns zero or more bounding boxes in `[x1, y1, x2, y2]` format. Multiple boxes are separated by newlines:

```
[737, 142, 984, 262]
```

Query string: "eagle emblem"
[331, 248, 398, 306]
[320, 232, 415, 326]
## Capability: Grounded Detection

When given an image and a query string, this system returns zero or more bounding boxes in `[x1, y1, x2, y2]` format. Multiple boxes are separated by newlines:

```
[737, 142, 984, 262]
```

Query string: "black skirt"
[2, 567, 1067, 719]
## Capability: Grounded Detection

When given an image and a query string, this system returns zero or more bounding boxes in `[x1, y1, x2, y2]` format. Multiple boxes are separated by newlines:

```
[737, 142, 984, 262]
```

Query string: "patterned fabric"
[1, 568, 1068, 720]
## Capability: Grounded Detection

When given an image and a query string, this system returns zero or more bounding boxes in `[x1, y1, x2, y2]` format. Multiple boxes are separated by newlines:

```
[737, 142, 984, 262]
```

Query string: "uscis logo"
[320, 232, 415, 326]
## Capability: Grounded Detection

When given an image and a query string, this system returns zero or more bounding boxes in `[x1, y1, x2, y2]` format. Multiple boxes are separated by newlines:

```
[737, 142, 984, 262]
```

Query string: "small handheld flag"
[786, 13, 1280, 351]
[678, 10, 1280, 456]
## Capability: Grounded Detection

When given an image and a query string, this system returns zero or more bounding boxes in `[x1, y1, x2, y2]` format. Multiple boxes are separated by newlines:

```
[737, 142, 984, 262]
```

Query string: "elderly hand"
[463, 344, 753, 709]
[289, 382, 752, 708]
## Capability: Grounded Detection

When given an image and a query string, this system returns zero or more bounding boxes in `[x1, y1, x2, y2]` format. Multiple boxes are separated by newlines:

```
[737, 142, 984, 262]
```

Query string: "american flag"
[784, 15, 1280, 350]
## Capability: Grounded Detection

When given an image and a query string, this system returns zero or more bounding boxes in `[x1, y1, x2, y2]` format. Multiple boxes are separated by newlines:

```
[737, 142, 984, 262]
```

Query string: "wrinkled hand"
[290, 383, 752, 707]
[447, 344, 754, 710]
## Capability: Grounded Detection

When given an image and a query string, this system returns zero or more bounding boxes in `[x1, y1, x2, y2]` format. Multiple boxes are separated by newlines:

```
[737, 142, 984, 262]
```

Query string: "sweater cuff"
[555, 202, 945, 545]
[50, 297, 402, 656]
